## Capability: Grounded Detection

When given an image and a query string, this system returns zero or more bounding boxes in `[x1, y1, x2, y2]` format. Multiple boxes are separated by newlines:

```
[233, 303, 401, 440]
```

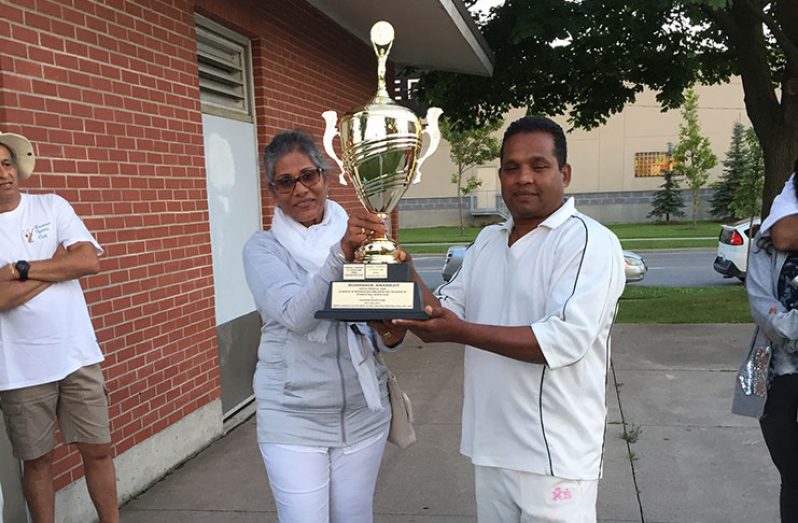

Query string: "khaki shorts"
[0, 364, 111, 461]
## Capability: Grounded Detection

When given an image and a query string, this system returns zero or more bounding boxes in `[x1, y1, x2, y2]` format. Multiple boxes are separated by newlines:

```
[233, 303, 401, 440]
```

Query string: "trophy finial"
[370, 21, 394, 100]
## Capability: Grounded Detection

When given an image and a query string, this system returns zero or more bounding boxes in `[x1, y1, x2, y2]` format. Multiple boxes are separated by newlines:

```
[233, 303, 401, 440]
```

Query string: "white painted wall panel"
[202, 113, 261, 326]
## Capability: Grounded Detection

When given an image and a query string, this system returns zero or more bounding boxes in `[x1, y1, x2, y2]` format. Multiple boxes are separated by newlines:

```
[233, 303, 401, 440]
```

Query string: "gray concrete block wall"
[398, 189, 717, 227]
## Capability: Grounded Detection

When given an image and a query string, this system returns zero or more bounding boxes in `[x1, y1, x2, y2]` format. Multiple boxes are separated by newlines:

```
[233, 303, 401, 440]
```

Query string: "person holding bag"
[744, 167, 798, 522]
[242, 130, 406, 523]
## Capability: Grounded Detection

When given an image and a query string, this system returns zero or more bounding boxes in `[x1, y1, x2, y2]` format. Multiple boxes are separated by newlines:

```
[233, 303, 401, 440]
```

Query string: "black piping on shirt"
[539, 215, 590, 477]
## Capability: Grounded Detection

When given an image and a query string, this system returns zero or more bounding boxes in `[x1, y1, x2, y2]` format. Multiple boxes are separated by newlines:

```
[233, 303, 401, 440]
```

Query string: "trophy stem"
[358, 211, 399, 263]
[376, 211, 391, 241]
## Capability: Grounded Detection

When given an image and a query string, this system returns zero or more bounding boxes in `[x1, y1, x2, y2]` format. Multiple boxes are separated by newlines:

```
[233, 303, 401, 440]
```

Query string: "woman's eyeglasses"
[270, 168, 324, 194]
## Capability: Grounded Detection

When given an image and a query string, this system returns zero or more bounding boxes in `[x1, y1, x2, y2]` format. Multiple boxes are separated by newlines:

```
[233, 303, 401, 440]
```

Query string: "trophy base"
[315, 263, 429, 321]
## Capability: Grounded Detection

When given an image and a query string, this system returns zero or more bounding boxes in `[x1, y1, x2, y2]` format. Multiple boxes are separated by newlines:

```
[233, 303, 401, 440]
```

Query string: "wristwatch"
[14, 260, 30, 282]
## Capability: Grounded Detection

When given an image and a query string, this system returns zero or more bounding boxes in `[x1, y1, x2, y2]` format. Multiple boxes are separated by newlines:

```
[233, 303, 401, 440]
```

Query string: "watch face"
[15, 260, 30, 280]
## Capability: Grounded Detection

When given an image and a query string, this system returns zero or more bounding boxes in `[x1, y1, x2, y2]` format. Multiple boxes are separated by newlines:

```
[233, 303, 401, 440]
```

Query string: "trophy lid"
[369, 21, 395, 106]
[342, 21, 420, 126]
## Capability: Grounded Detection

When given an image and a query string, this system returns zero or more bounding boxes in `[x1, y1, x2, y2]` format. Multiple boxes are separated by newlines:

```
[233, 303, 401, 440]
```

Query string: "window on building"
[634, 151, 672, 177]
[195, 14, 254, 122]
[394, 77, 419, 101]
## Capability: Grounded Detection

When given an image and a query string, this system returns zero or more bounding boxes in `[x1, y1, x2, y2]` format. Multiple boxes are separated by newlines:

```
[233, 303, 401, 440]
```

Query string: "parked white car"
[713, 217, 762, 281]
[441, 245, 648, 283]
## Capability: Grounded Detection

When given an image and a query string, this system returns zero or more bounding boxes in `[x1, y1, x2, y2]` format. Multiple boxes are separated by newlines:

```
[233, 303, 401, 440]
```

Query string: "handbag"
[375, 352, 416, 448]
[731, 325, 772, 419]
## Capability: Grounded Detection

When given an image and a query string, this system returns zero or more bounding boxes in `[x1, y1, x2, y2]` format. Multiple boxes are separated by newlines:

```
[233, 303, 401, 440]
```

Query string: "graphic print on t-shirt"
[23, 221, 52, 244]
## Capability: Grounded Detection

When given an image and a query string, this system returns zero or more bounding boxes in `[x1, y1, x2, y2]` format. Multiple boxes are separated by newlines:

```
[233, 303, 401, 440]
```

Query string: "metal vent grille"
[196, 15, 253, 120]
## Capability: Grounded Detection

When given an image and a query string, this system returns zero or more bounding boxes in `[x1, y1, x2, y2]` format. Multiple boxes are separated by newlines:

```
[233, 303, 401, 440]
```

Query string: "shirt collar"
[500, 197, 577, 233]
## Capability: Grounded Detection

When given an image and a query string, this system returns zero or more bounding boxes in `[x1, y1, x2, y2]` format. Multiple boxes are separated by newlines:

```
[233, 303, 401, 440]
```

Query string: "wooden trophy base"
[314, 263, 428, 321]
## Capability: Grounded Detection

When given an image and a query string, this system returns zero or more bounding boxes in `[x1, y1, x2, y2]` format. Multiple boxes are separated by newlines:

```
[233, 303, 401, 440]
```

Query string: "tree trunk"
[692, 189, 700, 229]
[715, 2, 798, 217]
[759, 128, 798, 216]
[457, 169, 465, 236]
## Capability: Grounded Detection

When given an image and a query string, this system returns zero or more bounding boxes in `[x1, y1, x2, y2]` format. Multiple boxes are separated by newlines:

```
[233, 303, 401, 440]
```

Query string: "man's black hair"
[500, 116, 567, 169]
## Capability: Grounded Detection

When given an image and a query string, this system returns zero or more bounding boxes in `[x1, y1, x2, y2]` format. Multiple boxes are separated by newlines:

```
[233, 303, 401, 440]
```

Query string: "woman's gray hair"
[263, 130, 326, 183]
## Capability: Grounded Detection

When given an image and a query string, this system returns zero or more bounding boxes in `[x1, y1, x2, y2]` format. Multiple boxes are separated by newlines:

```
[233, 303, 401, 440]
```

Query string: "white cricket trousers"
[259, 431, 388, 523]
[475, 465, 599, 523]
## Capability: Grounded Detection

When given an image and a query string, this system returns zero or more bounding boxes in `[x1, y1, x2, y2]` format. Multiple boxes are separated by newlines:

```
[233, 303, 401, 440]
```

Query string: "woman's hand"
[369, 319, 407, 348]
[340, 211, 387, 261]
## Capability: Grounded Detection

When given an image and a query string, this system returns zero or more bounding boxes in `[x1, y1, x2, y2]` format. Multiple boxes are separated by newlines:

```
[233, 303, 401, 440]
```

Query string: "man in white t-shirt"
[396, 116, 626, 522]
[0, 132, 118, 523]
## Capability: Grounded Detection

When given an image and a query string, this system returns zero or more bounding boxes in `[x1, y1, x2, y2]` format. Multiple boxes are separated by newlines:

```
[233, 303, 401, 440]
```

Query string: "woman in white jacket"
[242, 130, 405, 523]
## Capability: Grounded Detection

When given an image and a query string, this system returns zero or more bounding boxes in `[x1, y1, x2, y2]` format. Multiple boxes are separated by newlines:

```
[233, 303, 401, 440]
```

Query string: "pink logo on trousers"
[552, 487, 573, 501]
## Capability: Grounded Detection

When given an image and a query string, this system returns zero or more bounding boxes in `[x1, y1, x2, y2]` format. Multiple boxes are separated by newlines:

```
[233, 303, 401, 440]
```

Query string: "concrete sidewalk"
[120, 324, 779, 522]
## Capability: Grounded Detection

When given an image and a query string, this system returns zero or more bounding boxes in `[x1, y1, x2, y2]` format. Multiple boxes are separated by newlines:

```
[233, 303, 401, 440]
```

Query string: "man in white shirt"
[0, 132, 118, 523]
[397, 116, 626, 522]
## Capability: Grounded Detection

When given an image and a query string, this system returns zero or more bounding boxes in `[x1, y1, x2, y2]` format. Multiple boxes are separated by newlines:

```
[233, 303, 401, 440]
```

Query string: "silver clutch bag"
[731, 326, 771, 419]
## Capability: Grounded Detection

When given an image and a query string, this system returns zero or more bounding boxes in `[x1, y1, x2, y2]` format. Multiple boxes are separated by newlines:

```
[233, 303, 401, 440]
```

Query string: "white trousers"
[259, 431, 388, 523]
[474, 465, 599, 523]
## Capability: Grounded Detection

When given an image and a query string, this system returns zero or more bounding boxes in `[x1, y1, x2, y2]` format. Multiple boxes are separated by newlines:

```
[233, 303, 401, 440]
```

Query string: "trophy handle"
[322, 110, 347, 185]
[412, 107, 443, 184]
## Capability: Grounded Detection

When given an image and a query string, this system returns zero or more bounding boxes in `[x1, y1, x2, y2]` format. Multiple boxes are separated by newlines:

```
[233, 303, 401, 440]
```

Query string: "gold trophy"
[315, 20, 442, 321]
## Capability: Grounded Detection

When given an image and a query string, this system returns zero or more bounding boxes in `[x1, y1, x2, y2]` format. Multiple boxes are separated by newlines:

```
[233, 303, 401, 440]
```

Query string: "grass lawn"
[399, 221, 724, 253]
[617, 286, 751, 323]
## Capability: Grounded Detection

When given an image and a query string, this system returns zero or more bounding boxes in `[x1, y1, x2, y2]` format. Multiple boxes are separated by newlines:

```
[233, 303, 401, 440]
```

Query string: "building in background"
[399, 79, 749, 227]
[0, 1, 491, 521]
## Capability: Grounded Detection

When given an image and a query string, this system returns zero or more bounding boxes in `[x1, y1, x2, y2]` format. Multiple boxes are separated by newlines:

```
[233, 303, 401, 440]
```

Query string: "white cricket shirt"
[436, 198, 625, 480]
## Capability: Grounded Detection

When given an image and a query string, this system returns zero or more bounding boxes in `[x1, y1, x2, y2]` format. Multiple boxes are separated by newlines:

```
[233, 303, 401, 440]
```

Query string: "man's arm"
[398, 227, 624, 367]
[770, 215, 798, 251]
[395, 305, 546, 364]
[399, 254, 546, 364]
[0, 279, 52, 312]
[0, 242, 99, 311]
[15, 242, 100, 283]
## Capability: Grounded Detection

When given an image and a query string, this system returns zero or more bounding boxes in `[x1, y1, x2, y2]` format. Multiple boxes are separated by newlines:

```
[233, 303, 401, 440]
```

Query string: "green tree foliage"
[648, 164, 686, 223]
[417, 0, 798, 215]
[440, 117, 501, 235]
[710, 121, 747, 220]
[730, 127, 765, 221]
[671, 88, 718, 227]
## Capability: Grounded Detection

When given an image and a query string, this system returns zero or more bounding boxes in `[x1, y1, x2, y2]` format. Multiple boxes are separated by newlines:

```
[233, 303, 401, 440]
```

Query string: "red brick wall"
[0, 0, 379, 490]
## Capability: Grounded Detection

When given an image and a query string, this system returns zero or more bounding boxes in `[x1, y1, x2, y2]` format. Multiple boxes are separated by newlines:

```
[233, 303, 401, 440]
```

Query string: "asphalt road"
[413, 248, 742, 290]
[634, 249, 741, 287]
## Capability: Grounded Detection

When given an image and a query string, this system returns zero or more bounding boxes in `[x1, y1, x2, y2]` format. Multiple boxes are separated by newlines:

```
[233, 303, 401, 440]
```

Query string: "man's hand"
[394, 306, 547, 364]
[1, 263, 15, 283]
[393, 305, 463, 343]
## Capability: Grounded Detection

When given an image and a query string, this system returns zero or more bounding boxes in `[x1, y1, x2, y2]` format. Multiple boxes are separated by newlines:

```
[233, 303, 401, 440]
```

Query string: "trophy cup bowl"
[315, 20, 441, 321]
